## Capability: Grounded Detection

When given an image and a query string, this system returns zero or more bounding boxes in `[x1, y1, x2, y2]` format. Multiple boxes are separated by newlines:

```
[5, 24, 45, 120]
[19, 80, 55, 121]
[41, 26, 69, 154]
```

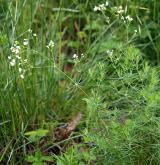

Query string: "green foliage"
[25, 129, 48, 142]
[0, 0, 160, 164]
[55, 146, 96, 165]
[26, 150, 53, 165]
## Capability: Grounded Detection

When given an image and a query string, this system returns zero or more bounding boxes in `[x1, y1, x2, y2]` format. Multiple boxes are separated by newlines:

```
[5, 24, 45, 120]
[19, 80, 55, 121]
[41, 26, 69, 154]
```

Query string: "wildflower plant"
[9, 39, 31, 79]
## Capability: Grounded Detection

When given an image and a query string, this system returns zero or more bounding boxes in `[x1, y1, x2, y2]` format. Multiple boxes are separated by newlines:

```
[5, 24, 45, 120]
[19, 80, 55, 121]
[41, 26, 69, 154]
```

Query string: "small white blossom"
[8, 56, 12, 60]
[15, 49, 20, 54]
[73, 54, 78, 60]
[46, 40, 55, 49]
[121, 15, 133, 23]
[33, 33, 37, 37]
[28, 29, 32, 33]
[106, 16, 110, 23]
[99, 4, 106, 11]
[10, 46, 14, 51]
[94, 2, 109, 12]
[117, 10, 124, 14]
[134, 29, 137, 33]
[9, 41, 29, 79]
[10, 44, 21, 54]
[16, 46, 20, 49]
[20, 74, 24, 79]
[126, 15, 133, 22]
[106, 1, 109, 6]
[23, 39, 29, 46]
[94, 6, 100, 11]
[10, 59, 16, 66]
[114, 6, 124, 14]
[81, 53, 84, 58]
[107, 49, 114, 56]
[121, 16, 124, 20]
[19, 68, 22, 73]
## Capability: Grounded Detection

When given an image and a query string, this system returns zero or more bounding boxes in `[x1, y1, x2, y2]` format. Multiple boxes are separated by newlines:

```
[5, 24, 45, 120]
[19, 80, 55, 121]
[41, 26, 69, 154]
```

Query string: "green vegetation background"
[0, 0, 160, 164]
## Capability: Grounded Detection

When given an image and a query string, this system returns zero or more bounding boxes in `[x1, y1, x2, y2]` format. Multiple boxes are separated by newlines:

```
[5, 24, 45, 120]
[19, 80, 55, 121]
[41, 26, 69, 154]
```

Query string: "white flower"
[107, 49, 114, 56]
[33, 33, 37, 37]
[114, 6, 124, 14]
[8, 56, 12, 60]
[106, 1, 109, 6]
[28, 29, 32, 33]
[10, 47, 14, 51]
[99, 4, 106, 11]
[94, 6, 100, 11]
[15, 49, 20, 54]
[73, 53, 78, 60]
[46, 40, 55, 49]
[10, 59, 16, 66]
[10, 44, 21, 54]
[19, 68, 22, 73]
[81, 53, 84, 58]
[10, 47, 15, 53]
[20, 74, 24, 79]
[106, 16, 110, 23]
[121, 16, 124, 20]
[23, 39, 29, 46]
[16, 46, 20, 49]
[134, 29, 137, 33]
[126, 15, 133, 22]
[117, 9, 124, 14]
[119, 6, 123, 10]
[94, 2, 109, 12]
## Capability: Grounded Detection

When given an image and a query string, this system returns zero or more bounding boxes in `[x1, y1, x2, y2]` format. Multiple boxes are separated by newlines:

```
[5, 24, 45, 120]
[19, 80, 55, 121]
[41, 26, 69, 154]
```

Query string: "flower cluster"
[125, 15, 133, 22]
[9, 40, 29, 79]
[10, 41, 21, 55]
[106, 49, 114, 56]
[112, 5, 133, 23]
[94, 2, 109, 12]
[114, 6, 125, 15]
[72, 54, 78, 60]
[81, 53, 84, 58]
[112, 6, 133, 23]
[46, 40, 55, 50]
[94, 3, 133, 24]
[72, 53, 85, 62]
[121, 15, 133, 23]
[9, 41, 21, 66]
